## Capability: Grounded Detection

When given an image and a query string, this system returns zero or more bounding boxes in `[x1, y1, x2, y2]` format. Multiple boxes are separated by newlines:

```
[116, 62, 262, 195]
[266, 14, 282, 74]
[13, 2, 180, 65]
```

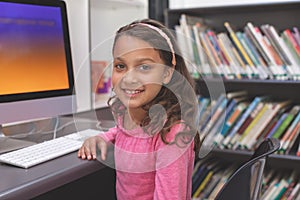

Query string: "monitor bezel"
[0, 0, 75, 103]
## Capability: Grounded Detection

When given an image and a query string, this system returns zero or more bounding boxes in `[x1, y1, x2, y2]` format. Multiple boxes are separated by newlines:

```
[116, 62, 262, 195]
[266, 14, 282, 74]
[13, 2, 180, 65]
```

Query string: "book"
[293, 27, 300, 46]
[218, 32, 247, 78]
[236, 31, 263, 78]
[199, 173, 221, 199]
[266, 112, 288, 138]
[286, 182, 300, 200]
[207, 29, 234, 79]
[206, 164, 237, 199]
[260, 24, 290, 66]
[198, 97, 210, 121]
[272, 105, 300, 139]
[224, 22, 255, 78]
[252, 101, 291, 149]
[218, 101, 248, 147]
[179, 14, 196, 64]
[214, 97, 248, 145]
[198, 32, 220, 75]
[240, 102, 274, 150]
[286, 122, 300, 155]
[231, 101, 264, 149]
[283, 29, 300, 59]
[242, 31, 272, 78]
[245, 23, 287, 78]
[269, 25, 300, 79]
[202, 97, 228, 147]
[256, 105, 289, 145]
[283, 119, 300, 154]
[192, 160, 220, 197]
[278, 110, 299, 152]
[200, 94, 226, 133]
[261, 173, 282, 199]
[222, 96, 266, 148]
[192, 24, 211, 76]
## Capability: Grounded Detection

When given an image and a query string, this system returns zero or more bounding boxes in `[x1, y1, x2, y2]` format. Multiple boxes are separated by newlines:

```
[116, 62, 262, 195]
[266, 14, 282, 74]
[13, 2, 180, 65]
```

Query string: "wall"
[169, 0, 300, 8]
[63, 0, 91, 112]
[90, 0, 148, 108]
[62, 0, 148, 111]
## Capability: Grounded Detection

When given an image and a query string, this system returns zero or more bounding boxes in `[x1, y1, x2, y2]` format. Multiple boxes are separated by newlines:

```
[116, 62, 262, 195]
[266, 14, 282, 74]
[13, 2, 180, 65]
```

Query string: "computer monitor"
[0, 0, 76, 126]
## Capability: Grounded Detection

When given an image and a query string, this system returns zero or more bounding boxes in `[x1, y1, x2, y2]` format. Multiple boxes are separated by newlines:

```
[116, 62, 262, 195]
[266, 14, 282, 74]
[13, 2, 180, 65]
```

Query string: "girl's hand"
[77, 136, 107, 161]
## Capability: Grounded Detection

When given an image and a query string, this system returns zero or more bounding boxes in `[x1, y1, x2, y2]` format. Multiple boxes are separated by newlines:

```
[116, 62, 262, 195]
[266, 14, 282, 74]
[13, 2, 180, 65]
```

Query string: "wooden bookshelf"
[165, 2, 300, 197]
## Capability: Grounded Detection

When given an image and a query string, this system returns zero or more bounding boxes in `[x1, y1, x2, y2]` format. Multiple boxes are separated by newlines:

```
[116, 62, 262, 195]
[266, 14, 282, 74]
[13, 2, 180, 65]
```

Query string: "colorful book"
[192, 24, 211, 76]
[285, 120, 300, 155]
[231, 101, 264, 149]
[222, 96, 266, 148]
[282, 119, 300, 154]
[218, 101, 248, 145]
[225, 22, 255, 78]
[242, 101, 292, 149]
[214, 97, 247, 145]
[200, 94, 226, 133]
[272, 105, 300, 139]
[240, 102, 273, 149]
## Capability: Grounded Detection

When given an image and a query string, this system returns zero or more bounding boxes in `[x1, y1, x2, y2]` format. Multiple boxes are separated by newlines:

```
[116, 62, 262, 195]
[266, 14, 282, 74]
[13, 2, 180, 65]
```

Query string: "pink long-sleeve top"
[99, 117, 195, 200]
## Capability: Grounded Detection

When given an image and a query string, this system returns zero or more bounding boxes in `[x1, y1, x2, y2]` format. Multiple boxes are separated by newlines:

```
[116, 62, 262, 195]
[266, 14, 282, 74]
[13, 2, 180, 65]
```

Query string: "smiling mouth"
[123, 89, 144, 95]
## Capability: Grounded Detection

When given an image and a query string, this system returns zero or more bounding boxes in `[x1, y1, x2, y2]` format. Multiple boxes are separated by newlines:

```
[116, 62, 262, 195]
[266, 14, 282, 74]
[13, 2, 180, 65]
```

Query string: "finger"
[98, 140, 107, 161]
[84, 145, 93, 160]
[79, 146, 87, 159]
[89, 138, 97, 160]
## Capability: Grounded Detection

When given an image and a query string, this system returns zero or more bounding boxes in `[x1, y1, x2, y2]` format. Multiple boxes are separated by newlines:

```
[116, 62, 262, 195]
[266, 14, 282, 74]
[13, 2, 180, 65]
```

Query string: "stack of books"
[176, 14, 300, 80]
[191, 159, 300, 199]
[197, 91, 300, 155]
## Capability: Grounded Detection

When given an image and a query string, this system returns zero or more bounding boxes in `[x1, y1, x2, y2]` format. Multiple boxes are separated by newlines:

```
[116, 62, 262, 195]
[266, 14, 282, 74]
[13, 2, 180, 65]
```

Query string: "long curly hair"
[108, 18, 201, 156]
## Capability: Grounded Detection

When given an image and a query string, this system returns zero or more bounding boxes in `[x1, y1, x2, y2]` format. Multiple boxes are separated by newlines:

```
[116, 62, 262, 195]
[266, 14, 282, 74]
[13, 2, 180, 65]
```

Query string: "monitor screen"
[0, 0, 76, 125]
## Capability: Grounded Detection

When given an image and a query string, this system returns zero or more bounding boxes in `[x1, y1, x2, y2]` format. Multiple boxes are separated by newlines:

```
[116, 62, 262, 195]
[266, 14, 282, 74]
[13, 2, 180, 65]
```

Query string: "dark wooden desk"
[0, 108, 116, 200]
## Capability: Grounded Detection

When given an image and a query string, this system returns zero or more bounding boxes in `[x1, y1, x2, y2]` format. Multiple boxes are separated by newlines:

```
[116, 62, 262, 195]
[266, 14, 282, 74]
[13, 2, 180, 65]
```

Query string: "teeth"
[125, 90, 142, 94]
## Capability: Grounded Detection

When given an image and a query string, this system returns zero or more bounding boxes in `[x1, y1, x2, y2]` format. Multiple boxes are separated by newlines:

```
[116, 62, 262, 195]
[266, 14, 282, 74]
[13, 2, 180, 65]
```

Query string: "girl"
[78, 19, 201, 200]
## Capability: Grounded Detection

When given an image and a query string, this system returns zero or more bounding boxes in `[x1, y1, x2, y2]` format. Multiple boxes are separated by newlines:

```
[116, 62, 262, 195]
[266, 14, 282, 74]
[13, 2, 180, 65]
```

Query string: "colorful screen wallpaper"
[0, 2, 69, 95]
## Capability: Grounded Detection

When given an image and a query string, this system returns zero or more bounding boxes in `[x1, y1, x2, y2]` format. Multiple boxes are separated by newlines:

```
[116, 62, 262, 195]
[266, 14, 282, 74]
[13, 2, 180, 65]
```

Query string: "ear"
[163, 67, 174, 85]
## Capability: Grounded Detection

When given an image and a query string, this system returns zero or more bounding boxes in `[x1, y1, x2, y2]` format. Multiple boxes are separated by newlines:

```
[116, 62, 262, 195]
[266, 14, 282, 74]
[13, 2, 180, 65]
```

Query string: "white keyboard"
[0, 129, 102, 168]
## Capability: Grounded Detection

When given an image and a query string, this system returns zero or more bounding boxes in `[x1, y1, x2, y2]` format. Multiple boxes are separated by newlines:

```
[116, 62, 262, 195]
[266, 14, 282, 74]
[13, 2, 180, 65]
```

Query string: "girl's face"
[112, 35, 173, 110]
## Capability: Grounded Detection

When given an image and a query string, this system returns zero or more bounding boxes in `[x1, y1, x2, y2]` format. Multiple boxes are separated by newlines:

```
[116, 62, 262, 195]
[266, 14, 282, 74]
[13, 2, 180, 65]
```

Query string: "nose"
[122, 69, 139, 85]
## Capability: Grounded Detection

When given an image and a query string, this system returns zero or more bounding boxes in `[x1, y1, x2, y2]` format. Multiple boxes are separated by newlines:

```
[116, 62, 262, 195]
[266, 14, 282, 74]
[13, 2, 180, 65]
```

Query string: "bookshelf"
[165, 2, 300, 198]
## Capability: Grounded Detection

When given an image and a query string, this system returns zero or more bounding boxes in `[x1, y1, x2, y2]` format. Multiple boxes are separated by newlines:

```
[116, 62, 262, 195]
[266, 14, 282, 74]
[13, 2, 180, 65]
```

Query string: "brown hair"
[109, 18, 201, 156]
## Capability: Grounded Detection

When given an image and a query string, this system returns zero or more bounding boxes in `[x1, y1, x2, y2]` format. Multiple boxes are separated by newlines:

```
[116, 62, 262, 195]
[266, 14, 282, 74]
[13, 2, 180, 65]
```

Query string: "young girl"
[78, 18, 201, 200]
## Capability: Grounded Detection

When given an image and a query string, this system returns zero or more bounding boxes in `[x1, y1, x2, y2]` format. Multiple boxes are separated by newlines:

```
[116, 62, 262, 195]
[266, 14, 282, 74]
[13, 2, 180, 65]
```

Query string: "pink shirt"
[99, 117, 195, 200]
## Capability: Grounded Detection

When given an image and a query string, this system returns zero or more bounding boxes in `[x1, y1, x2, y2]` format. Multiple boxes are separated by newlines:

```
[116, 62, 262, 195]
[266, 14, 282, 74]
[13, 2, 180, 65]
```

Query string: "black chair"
[215, 138, 280, 200]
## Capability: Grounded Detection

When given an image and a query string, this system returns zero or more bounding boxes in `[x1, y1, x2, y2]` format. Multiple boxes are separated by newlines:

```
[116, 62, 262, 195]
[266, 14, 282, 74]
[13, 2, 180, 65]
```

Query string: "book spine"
[231, 102, 264, 149]
[272, 106, 300, 139]
[224, 22, 255, 79]
[222, 97, 263, 147]
[282, 120, 300, 153]
[266, 113, 288, 138]
[242, 103, 274, 149]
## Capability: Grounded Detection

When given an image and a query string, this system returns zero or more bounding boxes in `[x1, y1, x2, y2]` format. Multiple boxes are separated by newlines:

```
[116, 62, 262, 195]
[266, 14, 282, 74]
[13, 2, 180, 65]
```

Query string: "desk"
[0, 108, 116, 200]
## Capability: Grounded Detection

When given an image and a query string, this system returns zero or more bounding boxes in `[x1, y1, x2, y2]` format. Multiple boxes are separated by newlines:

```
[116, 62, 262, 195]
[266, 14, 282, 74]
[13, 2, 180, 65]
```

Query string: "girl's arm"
[154, 143, 195, 200]
[154, 123, 195, 200]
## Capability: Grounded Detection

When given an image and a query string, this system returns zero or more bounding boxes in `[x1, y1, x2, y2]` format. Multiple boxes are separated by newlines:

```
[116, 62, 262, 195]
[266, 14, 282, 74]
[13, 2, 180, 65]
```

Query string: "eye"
[114, 63, 126, 71]
[137, 64, 152, 71]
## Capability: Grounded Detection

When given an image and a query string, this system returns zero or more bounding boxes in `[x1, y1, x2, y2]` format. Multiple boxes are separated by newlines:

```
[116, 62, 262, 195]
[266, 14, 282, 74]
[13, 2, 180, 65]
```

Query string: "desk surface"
[0, 107, 115, 199]
[0, 152, 104, 199]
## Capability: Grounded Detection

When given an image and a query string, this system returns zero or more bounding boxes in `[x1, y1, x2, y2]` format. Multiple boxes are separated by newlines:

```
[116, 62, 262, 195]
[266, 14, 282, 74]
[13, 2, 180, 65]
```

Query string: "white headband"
[132, 23, 176, 67]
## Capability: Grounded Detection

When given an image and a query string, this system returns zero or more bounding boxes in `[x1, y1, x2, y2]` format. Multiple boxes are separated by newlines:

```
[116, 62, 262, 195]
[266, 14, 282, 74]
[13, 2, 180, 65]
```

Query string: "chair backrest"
[214, 138, 280, 200]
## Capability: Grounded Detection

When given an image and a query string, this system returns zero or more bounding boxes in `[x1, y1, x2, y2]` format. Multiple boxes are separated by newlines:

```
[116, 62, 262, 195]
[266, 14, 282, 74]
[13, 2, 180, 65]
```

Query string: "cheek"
[111, 73, 122, 88]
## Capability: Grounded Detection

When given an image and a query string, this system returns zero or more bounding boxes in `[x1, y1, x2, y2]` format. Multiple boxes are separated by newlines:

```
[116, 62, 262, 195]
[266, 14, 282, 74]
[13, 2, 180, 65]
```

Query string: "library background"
[0, 0, 300, 199]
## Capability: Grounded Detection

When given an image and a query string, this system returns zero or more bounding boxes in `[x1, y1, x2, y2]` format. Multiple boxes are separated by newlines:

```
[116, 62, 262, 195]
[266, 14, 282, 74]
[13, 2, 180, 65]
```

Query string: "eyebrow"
[114, 57, 157, 63]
